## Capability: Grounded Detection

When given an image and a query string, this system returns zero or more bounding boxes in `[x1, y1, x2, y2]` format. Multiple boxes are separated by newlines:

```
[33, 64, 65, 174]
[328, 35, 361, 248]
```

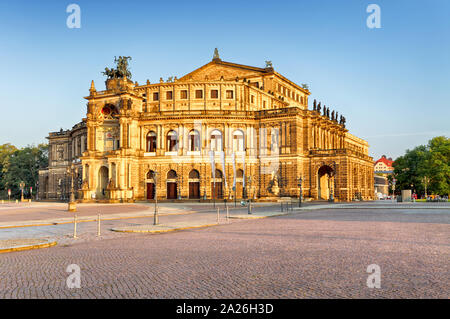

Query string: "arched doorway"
[188, 169, 200, 199]
[211, 169, 223, 199]
[146, 170, 155, 200]
[97, 166, 109, 199]
[318, 165, 334, 200]
[166, 170, 178, 199]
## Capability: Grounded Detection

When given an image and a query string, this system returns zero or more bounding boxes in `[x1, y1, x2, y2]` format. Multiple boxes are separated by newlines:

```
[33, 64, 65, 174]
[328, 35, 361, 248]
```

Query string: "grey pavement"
[0, 204, 448, 298]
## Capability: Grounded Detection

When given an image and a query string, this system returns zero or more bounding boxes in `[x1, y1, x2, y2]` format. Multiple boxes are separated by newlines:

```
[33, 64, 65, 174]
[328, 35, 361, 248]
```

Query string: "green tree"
[2, 144, 48, 199]
[424, 136, 450, 195]
[393, 136, 449, 196]
[392, 145, 428, 194]
[0, 143, 18, 198]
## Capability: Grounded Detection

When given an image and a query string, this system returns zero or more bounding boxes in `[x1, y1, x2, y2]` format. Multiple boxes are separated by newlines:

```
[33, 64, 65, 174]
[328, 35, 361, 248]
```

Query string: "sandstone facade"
[39, 54, 374, 202]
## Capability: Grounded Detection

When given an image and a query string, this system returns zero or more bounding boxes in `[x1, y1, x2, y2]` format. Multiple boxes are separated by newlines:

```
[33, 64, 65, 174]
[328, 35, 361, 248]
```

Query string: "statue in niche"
[57, 146, 64, 160]
[81, 179, 89, 190]
[268, 171, 280, 196]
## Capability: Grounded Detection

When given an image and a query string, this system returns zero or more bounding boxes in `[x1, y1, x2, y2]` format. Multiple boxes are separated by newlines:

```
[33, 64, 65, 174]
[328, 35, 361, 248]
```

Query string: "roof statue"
[265, 60, 273, 69]
[212, 48, 220, 61]
[102, 56, 132, 79]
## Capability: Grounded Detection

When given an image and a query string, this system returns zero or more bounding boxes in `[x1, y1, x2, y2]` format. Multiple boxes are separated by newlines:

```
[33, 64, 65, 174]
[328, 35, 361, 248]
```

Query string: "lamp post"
[19, 181, 25, 202]
[422, 176, 429, 198]
[298, 177, 303, 207]
[67, 161, 78, 212]
[177, 175, 181, 200]
[392, 178, 396, 201]
[329, 178, 334, 202]
[153, 171, 159, 225]
[247, 176, 252, 214]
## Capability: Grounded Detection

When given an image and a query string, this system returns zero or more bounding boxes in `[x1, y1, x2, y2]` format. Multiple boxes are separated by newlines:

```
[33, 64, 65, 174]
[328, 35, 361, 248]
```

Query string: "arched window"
[146, 131, 157, 152]
[233, 130, 244, 151]
[166, 130, 178, 152]
[214, 169, 223, 179]
[236, 169, 243, 179]
[167, 169, 177, 179]
[146, 170, 155, 180]
[189, 130, 200, 151]
[189, 169, 200, 179]
[210, 129, 222, 151]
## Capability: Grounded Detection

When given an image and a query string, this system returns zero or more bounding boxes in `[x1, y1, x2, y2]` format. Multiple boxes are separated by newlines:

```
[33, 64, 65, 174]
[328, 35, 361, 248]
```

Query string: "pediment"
[179, 60, 268, 82]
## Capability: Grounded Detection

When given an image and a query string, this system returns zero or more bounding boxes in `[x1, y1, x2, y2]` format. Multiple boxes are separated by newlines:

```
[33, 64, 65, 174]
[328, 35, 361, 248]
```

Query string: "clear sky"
[0, 0, 449, 160]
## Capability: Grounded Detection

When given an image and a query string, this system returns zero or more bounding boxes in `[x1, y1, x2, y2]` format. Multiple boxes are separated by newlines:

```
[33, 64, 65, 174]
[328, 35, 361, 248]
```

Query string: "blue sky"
[0, 0, 449, 160]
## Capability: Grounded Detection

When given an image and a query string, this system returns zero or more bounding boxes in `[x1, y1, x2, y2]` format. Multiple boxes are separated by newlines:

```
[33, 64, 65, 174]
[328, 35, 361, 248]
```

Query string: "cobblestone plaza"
[0, 202, 448, 298]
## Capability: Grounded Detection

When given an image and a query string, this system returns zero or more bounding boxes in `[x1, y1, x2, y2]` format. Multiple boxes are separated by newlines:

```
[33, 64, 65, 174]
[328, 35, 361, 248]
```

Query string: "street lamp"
[422, 176, 429, 198]
[298, 177, 303, 207]
[19, 181, 25, 202]
[153, 171, 159, 225]
[66, 161, 78, 212]
[329, 179, 334, 202]
[177, 175, 182, 200]
[247, 176, 252, 214]
[392, 178, 396, 201]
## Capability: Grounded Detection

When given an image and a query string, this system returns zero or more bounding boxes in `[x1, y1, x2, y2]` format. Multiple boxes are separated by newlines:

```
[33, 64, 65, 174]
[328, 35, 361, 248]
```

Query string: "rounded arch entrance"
[166, 170, 178, 199]
[97, 166, 109, 199]
[188, 169, 200, 199]
[318, 165, 334, 200]
[211, 169, 223, 199]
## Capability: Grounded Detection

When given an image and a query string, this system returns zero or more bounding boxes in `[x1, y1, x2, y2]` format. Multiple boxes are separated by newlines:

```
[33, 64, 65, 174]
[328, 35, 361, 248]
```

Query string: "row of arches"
[146, 129, 245, 152]
[145, 168, 244, 200]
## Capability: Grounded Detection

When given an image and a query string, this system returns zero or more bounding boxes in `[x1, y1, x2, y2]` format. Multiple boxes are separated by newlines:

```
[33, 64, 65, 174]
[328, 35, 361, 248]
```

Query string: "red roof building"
[374, 155, 394, 173]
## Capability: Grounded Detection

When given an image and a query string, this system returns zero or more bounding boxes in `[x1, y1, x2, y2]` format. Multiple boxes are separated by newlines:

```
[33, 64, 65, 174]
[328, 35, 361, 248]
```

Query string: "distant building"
[38, 123, 86, 200]
[373, 155, 394, 199]
[374, 155, 394, 175]
[374, 175, 389, 198]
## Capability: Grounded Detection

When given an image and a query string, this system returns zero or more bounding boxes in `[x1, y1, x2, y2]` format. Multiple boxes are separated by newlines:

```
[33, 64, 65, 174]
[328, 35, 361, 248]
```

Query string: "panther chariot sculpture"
[102, 56, 132, 79]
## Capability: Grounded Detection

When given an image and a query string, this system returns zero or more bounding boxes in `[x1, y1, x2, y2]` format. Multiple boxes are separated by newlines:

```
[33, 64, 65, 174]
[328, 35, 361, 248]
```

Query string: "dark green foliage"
[0, 144, 48, 199]
[393, 136, 450, 196]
